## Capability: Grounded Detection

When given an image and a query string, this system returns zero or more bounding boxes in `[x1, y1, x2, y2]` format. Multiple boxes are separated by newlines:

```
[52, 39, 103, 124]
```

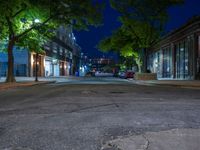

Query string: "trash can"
[75, 71, 79, 77]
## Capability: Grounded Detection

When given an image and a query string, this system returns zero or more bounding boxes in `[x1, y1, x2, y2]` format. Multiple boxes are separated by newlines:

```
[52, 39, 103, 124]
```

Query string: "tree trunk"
[135, 58, 142, 73]
[35, 53, 39, 82]
[6, 39, 16, 83]
[143, 48, 148, 73]
[138, 64, 142, 73]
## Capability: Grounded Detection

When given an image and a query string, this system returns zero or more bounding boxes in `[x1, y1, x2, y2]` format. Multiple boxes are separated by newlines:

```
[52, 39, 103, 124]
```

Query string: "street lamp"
[33, 18, 40, 82]
[20, 17, 41, 82]
[34, 19, 40, 23]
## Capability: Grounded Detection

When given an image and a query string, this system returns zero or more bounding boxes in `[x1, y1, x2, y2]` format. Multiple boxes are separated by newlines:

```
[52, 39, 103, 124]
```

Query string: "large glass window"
[188, 36, 194, 76]
[197, 35, 200, 73]
[156, 50, 163, 78]
[0, 62, 8, 76]
[184, 41, 189, 76]
[162, 47, 172, 78]
[175, 40, 189, 79]
[15, 64, 26, 76]
[198, 35, 200, 58]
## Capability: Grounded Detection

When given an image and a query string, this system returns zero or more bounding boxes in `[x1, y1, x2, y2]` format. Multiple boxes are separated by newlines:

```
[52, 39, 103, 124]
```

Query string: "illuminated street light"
[34, 19, 40, 23]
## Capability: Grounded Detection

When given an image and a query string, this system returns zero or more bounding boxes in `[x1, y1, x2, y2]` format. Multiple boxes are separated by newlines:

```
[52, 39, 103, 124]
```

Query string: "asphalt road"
[0, 77, 200, 150]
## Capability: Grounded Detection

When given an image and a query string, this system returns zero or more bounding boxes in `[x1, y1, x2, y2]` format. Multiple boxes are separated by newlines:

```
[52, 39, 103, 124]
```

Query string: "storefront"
[53, 60, 60, 77]
[0, 48, 29, 77]
[44, 57, 59, 77]
[174, 40, 190, 79]
[45, 58, 53, 76]
[32, 54, 44, 77]
[148, 16, 200, 80]
[44, 56, 71, 77]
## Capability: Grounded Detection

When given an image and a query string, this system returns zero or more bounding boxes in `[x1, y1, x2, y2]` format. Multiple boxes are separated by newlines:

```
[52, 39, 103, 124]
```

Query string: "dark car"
[119, 70, 135, 79]
[125, 70, 135, 78]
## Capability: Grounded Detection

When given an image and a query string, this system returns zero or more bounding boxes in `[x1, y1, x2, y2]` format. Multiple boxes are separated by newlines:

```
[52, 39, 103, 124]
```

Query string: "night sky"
[75, 0, 200, 59]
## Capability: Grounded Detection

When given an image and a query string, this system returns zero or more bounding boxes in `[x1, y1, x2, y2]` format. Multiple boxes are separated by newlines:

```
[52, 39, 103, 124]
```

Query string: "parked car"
[118, 71, 126, 78]
[95, 71, 114, 77]
[125, 70, 135, 78]
[119, 70, 135, 79]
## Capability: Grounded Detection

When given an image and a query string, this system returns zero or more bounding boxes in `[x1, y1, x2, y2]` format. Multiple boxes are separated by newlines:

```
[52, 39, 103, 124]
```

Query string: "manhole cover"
[110, 91, 125, 94]
[81, 90, 97, 94]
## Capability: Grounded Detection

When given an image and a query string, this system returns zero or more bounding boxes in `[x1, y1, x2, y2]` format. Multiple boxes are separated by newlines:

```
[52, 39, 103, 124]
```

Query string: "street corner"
[101, 128, 200, 150]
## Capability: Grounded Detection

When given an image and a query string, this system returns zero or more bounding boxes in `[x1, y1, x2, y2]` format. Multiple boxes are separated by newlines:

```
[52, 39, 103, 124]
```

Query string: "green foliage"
[98, 27, 138, 58]
[119, 64, 127, 71]
[98, 0, 184, 72]
[0, 0, 104, 51]
[110, 0, 184, 25]
[98, 27, 134, 55]
[121, 45, 133, 57]
[120, 17, 160, 49]
[109, 0, 184, 48]
[0, 0, 104, 82]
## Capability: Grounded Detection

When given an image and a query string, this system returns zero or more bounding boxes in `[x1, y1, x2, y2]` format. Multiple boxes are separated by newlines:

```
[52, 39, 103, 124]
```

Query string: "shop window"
[162, 47, 172, 78]
[197, 35, 200, 73]
[15, 64, 26, 76]
[175, 40, 189, 79]
[0, 62, 8, 76]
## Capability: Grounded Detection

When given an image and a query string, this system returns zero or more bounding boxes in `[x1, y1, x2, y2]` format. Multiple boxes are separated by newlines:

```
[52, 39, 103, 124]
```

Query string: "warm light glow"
[31, 54, 34, 66]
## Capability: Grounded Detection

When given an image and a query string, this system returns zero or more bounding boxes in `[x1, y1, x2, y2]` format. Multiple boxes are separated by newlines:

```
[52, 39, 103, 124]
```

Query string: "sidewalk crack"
[141, 134, 150, 150]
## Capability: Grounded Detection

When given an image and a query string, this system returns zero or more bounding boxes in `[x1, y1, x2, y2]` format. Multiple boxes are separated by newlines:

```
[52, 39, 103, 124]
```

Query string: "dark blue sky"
[75, 0, 200, 58]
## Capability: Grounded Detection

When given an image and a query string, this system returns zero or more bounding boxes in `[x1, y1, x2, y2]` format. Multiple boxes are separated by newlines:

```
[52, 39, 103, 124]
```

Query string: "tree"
[109, 0, 184, 72]
[19, 25, 54, 82]
[0, 0, 104, 82]
[98, 27, 142, 72]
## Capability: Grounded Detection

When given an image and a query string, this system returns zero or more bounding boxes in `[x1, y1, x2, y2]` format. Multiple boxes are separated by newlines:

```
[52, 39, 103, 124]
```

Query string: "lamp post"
[33, 19, 40, 82]
[20, 18, 42, 82]
[35, 53, 39, 82]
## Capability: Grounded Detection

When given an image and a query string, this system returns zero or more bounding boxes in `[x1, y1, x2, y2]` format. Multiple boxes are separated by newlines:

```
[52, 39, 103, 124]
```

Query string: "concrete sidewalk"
[130, 79, 200, 89]
[0, 76, 79, 83]
[102, 128, 200, 150]
[0, 77, 64, 91]
[0, 81, 56, 91]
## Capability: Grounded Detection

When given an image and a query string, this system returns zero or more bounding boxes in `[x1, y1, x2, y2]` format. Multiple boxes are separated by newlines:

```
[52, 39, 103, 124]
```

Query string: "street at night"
[0, 0, 200, 149]
[0, 78, 200, 150]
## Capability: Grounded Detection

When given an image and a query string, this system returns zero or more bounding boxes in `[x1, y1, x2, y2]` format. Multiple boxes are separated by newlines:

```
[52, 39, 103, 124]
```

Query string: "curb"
[128, 80, 200, 89]
[29, 81, 57, 86]
[0, 81, 56, 91]
[152, 83, 200, 89]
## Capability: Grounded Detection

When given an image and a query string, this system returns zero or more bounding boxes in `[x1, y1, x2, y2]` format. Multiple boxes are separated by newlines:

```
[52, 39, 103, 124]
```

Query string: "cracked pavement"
[102, 128, 200, 150]
[0, 77, 200, 150]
